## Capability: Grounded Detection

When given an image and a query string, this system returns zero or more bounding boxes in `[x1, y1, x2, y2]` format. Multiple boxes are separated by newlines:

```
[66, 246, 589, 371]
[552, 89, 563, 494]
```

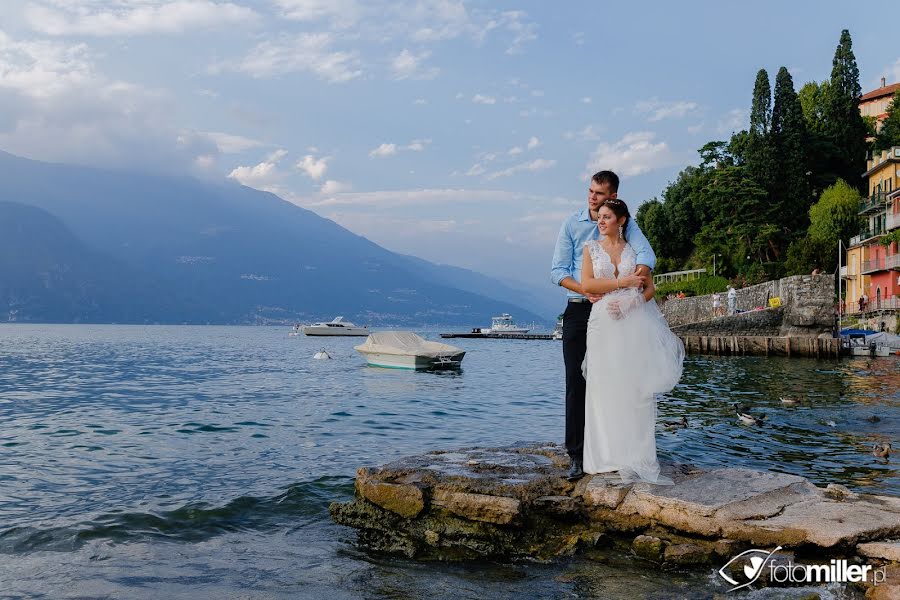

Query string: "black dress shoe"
[566, 458, 585, 481]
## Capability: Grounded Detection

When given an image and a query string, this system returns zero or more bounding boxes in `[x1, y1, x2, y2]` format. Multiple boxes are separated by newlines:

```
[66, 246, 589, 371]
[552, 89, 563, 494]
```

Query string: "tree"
[787, 179, 863, 273]
[771, 67, 811, 236]
[821, 30, 868, 190]
[798, 81, 830, 133]
[745, 69, 777, 197]
[875, 89, 900, 151]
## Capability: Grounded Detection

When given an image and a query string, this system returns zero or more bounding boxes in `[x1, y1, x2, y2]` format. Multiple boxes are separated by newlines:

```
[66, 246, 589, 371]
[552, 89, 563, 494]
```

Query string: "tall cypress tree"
[822, 30, 868, 190]
[771, 67, 811, 236]
[746, 69, 776, 197]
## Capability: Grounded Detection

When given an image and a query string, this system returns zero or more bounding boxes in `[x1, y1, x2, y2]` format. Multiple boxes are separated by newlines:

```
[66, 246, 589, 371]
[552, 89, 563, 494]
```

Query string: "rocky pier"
[331, 444, 900, 596]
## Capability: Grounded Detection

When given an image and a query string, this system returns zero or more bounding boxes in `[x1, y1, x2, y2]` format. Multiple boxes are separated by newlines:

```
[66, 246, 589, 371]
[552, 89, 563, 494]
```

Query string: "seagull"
[735, 405, 766, 426]
[663, 416, 689, 430]
[780, 396, 798, 405]
[873, 443, 892, 459]
[866, 415, 882, 423]
[825, 420, 837, 428]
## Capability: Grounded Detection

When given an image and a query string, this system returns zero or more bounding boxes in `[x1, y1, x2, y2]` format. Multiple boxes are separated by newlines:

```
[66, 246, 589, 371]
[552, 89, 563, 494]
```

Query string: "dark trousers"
[562, 301, 591, 460]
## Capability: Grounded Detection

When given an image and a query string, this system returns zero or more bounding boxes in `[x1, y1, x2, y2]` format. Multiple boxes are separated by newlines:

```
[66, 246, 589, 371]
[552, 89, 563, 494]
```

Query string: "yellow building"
[843, 244, 869, 313]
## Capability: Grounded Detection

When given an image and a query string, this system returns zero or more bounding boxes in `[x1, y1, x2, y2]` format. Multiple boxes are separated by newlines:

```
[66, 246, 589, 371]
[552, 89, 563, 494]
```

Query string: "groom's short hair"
[591, 170, 619, 193]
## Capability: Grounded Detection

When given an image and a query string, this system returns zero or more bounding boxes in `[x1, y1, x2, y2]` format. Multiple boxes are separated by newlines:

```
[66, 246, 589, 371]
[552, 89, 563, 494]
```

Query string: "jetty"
[331, 443, 900, 595]
[440, 331, 556, 340]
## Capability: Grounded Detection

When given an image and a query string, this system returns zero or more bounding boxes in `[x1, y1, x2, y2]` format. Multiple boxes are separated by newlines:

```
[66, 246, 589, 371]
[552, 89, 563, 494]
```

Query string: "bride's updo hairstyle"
[600, 198, 630, 241]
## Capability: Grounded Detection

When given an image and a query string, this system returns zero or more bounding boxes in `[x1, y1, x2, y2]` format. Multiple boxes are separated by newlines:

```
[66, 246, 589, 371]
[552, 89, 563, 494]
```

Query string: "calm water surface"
[0, 324, 897, 599]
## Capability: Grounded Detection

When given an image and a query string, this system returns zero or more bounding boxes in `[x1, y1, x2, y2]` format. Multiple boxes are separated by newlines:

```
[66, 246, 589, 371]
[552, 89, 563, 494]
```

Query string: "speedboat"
[484, 313, 530, 335]
[355, 332, 465, 370]
[302, 316, 369, 336]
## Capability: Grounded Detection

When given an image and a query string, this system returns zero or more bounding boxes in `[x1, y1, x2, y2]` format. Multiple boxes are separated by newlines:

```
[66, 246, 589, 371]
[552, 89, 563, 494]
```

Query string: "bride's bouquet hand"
[617, 272, 644, 289]
[606, 292, 644, 320]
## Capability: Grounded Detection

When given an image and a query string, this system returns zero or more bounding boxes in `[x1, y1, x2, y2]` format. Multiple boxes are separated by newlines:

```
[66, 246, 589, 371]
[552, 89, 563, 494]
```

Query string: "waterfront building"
[859, 78, 900, 134]
[844, 147, 900, 330]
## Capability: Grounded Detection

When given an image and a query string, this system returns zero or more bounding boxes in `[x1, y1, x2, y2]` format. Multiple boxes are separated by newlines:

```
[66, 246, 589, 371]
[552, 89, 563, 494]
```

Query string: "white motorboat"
[483, 313, 530, 335]
[302, 316, 369, 336]
[355, 332, 465, 370]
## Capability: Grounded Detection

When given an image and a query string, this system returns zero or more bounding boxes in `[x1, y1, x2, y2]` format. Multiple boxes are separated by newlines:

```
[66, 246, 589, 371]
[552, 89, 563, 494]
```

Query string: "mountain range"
[0, 151, 560, 326]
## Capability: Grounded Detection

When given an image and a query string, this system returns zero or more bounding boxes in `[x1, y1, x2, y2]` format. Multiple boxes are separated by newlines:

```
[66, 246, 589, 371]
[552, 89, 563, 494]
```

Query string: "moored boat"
[355, 332, 465, 370]
[302, 316, 369, 336]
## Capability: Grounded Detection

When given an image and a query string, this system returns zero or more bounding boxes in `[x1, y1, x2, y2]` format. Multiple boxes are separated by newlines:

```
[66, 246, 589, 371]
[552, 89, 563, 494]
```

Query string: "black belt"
[568, 297, 590, 303]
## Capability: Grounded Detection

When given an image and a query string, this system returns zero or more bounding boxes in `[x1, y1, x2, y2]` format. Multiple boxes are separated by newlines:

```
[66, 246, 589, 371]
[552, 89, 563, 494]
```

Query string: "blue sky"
[1, 1, 898, 290]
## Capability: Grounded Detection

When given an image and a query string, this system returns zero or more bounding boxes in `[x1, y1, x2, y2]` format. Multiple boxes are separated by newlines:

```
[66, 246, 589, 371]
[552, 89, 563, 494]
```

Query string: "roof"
[860, 82, 900, 103]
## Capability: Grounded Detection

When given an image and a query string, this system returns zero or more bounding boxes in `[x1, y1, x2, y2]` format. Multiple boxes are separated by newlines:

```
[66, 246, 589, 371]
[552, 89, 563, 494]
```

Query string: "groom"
[550, 170, 656, 481]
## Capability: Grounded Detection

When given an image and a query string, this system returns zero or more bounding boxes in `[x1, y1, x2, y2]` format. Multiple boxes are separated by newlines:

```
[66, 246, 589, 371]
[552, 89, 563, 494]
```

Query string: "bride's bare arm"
[581, 246, 643, 295]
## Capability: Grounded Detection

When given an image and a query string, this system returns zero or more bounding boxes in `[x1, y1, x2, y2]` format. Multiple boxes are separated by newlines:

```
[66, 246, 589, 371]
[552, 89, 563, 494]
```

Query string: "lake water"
[0, 324, 897, 599]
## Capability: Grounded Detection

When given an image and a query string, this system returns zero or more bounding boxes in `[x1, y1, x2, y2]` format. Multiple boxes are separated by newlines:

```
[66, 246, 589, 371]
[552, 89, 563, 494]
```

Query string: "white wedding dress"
[582, 240, 684, 485]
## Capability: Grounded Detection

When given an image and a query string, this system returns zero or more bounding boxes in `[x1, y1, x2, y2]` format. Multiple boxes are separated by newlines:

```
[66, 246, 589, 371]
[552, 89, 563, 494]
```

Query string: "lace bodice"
[586, 240, 637, 279]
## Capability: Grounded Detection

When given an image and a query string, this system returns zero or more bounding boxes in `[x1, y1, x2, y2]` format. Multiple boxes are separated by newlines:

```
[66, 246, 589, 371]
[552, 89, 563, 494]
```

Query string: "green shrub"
[654, 275, 730, 299]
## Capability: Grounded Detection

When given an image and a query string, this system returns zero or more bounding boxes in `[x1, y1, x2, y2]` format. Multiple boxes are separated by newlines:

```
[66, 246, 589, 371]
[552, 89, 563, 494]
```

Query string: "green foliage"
[639, 30, 870, 287]
[771, 66, 812, 236]
[654, 276, 730, 299]
[875, 90, 900, 152]
[798, 80, 830, 132]
[786, 179, 862, 274]
[880, 229, 900, 247]
[822, 29, 869, 190]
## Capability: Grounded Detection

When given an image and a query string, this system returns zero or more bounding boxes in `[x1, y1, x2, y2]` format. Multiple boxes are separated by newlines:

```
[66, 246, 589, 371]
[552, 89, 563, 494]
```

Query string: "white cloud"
[369, 142, 397, 157]
[204, 131, 264, 154]
[274, 0, 362, 27]
[508, 146, 522, 155]
[581, 96, 591, 104]
[369, 139, 430, 157]
[635, 98, 699, 122]
[301, 187, 536, 208]
[297, 154, 329, 180]
[0, 31, 213, 171]
[472, 93, 496, 105]
[227, 149, 288, 191]
[526, 136, 539, 149]
[584, 132, 673, 178]
[404, 138, 431, 151]
[716, 108, 748, 135]
[320, 179, 352, 193]
[687, 123, 704, 135]
[563, 124, 603, 141]
[485, 158, 555, 180]
[391, 48, 439, 80]
[222, 33, 362, 83]
[413, 98, 427, 104]
[25, 1, 259, 36]
[465, 163, 486, 176]
[499, 10, 538, 54]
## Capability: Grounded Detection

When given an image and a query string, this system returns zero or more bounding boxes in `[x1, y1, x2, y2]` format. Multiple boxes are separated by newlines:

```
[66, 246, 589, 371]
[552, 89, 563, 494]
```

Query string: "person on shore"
[712, 292, 722, 317]
[550, 170, 655, 481]
[579, 198, 684, 485]
[727, 286, 737, 315]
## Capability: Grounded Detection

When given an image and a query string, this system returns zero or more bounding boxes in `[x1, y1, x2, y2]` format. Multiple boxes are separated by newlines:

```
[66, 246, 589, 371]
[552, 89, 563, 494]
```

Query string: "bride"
[580, 198, 684, 485]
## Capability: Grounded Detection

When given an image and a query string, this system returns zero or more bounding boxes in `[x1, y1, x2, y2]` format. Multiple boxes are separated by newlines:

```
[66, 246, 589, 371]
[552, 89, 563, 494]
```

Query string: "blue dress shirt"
[550, 207, 657, 299]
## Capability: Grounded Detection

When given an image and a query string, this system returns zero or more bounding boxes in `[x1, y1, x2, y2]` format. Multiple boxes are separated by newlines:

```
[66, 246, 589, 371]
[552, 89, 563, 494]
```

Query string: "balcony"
[850, 230, 876, 246]
[869, 296, 900, 311]
[862, 258, 883, 273]
[888, 212, 900, 231]
[888, 253, 900, 271]
[859, 191, 888, 215]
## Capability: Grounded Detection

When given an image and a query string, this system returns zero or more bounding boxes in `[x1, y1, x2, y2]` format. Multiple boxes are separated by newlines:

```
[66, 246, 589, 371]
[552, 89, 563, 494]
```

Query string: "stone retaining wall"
[661, 274, 834, 336]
